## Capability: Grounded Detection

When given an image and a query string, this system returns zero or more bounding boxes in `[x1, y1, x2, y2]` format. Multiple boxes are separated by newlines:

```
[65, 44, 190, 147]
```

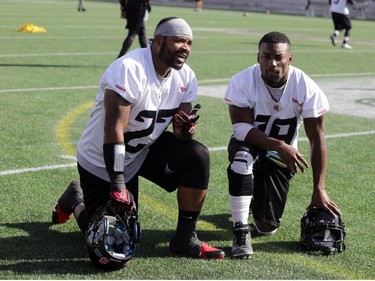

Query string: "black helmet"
[85, 202, 140, 269]
[300, 208, 346, 255]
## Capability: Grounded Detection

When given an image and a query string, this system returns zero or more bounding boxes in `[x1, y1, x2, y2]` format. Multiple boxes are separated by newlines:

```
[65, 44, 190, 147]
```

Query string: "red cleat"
[52, 203, 72, 224]
[51, 180, 83, 224]
[168, 232, 225, 259]
[198, 242, 225, 259]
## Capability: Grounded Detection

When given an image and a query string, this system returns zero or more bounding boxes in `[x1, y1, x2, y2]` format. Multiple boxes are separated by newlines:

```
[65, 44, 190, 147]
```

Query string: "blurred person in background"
[195, 0, 203, 12]
[78, 0, 86, 11]
[329, 0, 355, 49]
[118, 0, 151, 58]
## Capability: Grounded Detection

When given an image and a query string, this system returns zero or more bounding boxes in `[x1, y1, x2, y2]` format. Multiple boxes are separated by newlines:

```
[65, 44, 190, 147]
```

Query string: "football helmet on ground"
[85, 201, 140, 270]
[300, 208, 346, 255]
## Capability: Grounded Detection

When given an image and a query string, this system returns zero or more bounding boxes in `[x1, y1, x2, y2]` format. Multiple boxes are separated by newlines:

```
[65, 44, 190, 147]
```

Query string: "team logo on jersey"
[292, 98, 303, 114]
[179, 86, 186, 92]
[292, 98, 303, 109]
[115, 84, 126, 92]
[273, 102, 282, 111]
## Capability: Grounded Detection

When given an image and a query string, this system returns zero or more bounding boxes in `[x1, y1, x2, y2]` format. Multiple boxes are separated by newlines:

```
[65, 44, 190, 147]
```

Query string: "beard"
[262, 69, 287, 88]
[158, 40, 188, 70]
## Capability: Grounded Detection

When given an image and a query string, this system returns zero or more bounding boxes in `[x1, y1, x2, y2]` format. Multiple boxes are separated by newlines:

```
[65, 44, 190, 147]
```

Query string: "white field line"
[1, 130, 375, 177]
[1, 72, 375, 94]
[1, 46, 375, 58]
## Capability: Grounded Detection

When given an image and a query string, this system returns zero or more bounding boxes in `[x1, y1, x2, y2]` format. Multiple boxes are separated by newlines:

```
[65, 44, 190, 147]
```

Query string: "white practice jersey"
[330, 0, 350, 15]
[77, 46, 198, 182]
[224, 64, 329, 149]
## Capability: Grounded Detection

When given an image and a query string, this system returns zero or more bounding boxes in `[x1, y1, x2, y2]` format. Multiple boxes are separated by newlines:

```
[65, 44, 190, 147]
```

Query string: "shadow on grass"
[0, 220, 229, 275]
[199, 213, 302, 257]
[0, 215, 302, 274]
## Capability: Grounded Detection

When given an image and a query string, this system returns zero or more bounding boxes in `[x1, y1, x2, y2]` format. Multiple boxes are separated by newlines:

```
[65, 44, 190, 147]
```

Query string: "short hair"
[258, 32, 291, 49]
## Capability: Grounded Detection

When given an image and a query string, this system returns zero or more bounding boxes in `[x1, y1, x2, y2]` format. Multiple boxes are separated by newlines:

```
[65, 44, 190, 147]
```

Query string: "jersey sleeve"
[181, 65, 198, 104]
[224, 70, 253, 108]
[177, 64, 198, 103]
[101, 59, 143, 104]
[301, 77, 329, 118]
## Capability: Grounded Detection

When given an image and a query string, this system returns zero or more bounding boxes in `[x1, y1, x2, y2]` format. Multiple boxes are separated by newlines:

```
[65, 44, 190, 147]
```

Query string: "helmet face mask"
[300, 208, 346, 255]
[85, 203, 140, 270]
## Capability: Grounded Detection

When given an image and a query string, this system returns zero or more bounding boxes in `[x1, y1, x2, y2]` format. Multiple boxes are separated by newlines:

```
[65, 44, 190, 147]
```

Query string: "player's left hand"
[174, 104, 201, 135]
[307, 189, 341, 217]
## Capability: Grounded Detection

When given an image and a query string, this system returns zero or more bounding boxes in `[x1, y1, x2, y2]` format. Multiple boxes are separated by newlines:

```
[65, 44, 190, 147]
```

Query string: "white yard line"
[1, 76, 374, 176]
[1, 130, 375, 176]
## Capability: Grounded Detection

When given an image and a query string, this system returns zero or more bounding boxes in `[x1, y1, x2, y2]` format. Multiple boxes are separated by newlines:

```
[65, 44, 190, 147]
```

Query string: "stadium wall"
[96, 0, 375, 20]
[151, 0, 375, 20]
[150, 0, 375, 20]
[93, 0, 375, 20]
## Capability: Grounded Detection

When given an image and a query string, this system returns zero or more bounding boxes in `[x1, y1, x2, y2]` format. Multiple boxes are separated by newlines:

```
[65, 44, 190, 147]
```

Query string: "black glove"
[174, 104, 201, 134]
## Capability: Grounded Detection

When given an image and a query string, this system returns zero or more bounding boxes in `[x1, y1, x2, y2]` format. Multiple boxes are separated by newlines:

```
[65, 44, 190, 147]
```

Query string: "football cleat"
[51, 180, 84, 224]
[341, 43, 352, 49]
[52, 203, 72, 224]
[330, 35, 336, 46]
[232, 222, 253, 258]
[168, 232, 225, 259]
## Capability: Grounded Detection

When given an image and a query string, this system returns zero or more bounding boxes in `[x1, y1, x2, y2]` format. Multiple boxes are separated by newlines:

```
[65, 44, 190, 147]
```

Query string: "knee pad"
[178, 141, 210, 190]
[229, 150, 254, 175]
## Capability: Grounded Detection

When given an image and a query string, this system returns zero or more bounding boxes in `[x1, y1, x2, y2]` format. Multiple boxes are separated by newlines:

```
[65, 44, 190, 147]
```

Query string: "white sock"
[230, 195, 252, 226]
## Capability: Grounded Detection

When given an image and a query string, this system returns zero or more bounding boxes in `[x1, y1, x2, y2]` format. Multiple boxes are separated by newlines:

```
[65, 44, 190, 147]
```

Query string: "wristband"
[103, 143, 126, 191]
[232, 122, 254, 141]
[103, 143, 125, 173]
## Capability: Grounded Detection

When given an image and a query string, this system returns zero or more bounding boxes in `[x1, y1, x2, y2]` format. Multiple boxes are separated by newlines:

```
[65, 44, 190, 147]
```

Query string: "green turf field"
[1, 0, 375, 279]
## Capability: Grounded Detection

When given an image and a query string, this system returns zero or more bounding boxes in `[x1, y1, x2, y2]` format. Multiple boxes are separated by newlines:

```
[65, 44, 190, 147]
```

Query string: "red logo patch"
[115, 84, 126, 92]
[292, 98, 303, 108]
[99, 257, 110, 264]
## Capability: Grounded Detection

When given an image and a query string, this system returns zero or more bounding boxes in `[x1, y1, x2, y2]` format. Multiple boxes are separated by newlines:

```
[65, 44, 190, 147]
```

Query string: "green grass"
[1, 0, 375, 279]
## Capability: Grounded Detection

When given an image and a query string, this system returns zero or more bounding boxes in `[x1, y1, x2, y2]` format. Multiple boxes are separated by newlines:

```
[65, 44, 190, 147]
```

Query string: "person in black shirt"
[117, 0, 151, 58]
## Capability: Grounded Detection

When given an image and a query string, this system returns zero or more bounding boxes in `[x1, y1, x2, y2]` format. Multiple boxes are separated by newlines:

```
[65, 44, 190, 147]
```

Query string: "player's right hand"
[110, 189, 136, 213]
[278, 144, 309, 173]
[173, 104, 201, 134]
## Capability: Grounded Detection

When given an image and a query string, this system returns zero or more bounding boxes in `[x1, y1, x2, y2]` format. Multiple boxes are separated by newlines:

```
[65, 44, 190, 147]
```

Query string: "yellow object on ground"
[15, 23, 46, 33]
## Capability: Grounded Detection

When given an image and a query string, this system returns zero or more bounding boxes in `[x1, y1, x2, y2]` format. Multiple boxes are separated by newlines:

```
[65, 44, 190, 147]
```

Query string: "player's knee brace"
[228, 150, 254, 196]
[229, 150, 254, 175]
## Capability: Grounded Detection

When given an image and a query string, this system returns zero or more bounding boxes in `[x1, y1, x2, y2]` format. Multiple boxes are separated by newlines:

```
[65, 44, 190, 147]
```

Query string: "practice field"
[1, 0, 375, 279]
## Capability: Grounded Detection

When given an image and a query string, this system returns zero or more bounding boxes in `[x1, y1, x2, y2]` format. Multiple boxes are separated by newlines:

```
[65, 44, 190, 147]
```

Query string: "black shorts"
[252, 152, 294, 228]
[125, 1, 147, 32]
[332, 12, 352, 31]
[79, 131, 210, 220]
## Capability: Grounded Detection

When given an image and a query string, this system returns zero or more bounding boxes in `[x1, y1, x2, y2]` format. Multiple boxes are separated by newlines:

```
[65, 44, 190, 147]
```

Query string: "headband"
[153, 18, 193, 39]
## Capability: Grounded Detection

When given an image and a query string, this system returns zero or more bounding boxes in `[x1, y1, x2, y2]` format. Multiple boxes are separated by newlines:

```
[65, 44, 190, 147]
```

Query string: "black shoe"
[168, 232, 225, 259]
